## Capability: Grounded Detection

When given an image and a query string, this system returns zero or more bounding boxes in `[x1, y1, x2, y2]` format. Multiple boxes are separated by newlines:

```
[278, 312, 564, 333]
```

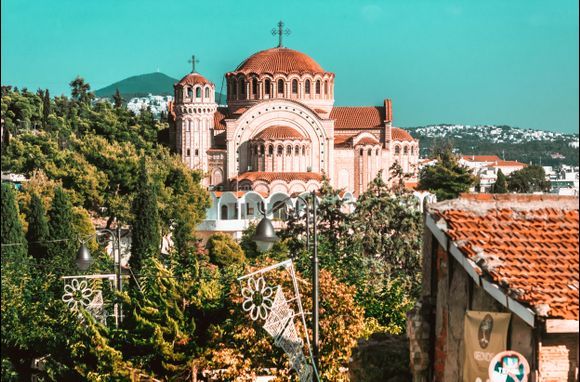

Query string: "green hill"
[95, 72, 227, 102]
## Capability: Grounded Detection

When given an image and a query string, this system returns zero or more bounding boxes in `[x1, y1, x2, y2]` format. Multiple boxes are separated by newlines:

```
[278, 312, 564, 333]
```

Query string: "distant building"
[126, 94, 173, 116]
[458, 155, 527, 192]
[408, 194, 579, 381]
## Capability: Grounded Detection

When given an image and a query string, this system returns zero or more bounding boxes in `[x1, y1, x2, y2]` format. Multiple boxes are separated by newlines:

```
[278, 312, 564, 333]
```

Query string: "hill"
[407, 124, 579, 166]
[95, 72, 227, 101]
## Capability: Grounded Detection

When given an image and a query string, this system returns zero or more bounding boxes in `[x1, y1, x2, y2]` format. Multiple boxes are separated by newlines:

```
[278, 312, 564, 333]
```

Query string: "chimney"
[383, 99, 392, 148]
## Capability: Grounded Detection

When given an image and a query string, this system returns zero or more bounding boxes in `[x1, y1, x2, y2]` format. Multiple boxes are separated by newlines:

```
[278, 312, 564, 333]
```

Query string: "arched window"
[240, 79, 245, 96]
[395, 146, 400, 155]
[277, 79, 284, 94]
[368, 149, 372, 156]
[252, 78, 258, 95]
[205, 87, 210, 98]
[195, 87, 201, 98]
[277, 145, 283, 155]
[324, 81, 328, 95]
[359, 148, 363, 156]
[376, 149, 379, 156]
[254, 145, 259, 155]
[305, 80, 311, 94]
[302, 146, 306, 155]
[403, 146, 408, 155]
[221, 205, 228, 220]
[295, 146, 300, 155]
[268, 145, 273, 155]
[265, 79, 271, 95]
[315, 80, 321, 94]
[292, 79, 298, 94]
[286, 145, 292, 155]
[187, 87, 193, 97]
[260, 145, 265, 154]
[411, 146, 414, 155]
[195, 149, 199, 156]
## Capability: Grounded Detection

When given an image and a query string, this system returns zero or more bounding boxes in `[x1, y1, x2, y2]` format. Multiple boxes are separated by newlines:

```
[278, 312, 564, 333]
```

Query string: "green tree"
[46, 186, 77, 275]
[418, 142, 475, 200]
[206, 232, 246, 267]
[42, 89, 51, 129]
[129, 158, 160, 272]
[492, 169, 508, 193]
[25, 192, 50, 261]
[112, 88, 124, 109]
[507, 165, 551, 193]
[69, 76, 94, 105]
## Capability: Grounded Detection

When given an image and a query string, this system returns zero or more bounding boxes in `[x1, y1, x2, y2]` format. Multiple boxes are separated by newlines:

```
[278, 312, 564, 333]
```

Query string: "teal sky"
[2, 0, 578, 133]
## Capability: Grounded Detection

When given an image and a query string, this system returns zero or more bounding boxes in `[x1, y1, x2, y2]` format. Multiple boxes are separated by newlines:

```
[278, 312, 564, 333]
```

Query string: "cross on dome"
[271, 20, 291, 48]
[188, 55, 200, 73]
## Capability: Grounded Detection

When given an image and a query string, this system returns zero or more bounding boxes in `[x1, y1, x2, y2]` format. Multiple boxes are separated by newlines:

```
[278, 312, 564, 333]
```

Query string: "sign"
[463, 311, 511, 382]
[488, 350, 530, 382]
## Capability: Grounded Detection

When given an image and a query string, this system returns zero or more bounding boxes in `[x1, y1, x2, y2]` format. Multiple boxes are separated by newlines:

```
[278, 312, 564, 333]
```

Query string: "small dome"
[253, 126, 305, 141]
[391, 127, 414, 142]
[234, 47, 326, 75]
[176, 72, 213, 87]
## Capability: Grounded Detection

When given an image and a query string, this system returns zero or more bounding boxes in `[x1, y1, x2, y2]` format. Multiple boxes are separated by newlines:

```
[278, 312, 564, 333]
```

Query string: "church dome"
[176, 72, 213, 87]
[253, 125, 306, 141]
[234, 47, 326, 75]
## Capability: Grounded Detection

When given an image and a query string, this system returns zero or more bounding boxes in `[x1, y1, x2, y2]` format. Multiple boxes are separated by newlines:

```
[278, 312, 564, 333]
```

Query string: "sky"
[1, 0, 578, 133]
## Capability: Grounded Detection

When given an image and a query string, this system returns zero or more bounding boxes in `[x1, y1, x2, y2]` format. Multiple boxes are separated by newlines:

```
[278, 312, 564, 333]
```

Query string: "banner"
[463, 311, 511, 382]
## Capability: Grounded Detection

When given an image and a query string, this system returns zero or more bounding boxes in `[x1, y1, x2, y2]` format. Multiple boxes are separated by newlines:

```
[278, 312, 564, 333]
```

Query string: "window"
[324, 81, 328, 95]
[240, 79, 246, 95]
[195, 149, 199, 156]
[265, 79, 271, 95]
[295, 146, 300, 155]
[368, 149, 372, 156]
[292, 79, 298, 94]
[277, 79, 284, 94]
[315, 80, 321, 94]
[302, 146, 306, 155]
[252, 78, 258, 95]
[260, 145, 265, 154]
[195, 87, 201, 98]
[395, 146, 400, 155]
[376, 149, 379, 156]
[277, 145, 283, 155]
[268, 145, 273, 155]
[403, 146, 408, 155]
[411, 146, 414, 155]
[221, 205, 228, 220]
[359, 149, 363, 156]
[187, 87, 193, 97]
[305, 80, 311, 94]
[205, 87, 210, 98]
[287, 145, 292, 155]
[186, 148, 191, 156]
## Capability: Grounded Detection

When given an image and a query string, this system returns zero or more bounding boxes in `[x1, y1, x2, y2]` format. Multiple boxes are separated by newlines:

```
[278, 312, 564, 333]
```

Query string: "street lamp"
[252, 190, 320, 371]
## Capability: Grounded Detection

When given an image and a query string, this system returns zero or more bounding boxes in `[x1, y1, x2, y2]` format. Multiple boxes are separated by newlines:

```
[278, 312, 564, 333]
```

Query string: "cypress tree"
[26, 193, 50, 261]
[129, 158, 160, 272]
[42, 89, 51, 129]
[113, 88, 124, 109]
[47, 187, 77, 274]
[493, 169, 508, 193]
[1, 184, 28, 264]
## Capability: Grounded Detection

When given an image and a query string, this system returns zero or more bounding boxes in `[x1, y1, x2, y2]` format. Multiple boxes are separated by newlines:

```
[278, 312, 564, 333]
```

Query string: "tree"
[46, 186, 77, 275]
[507, 165, 550, 193]
[26, 192, 50, 261]
[492, 169, 508, 193]
[206, 233, 246, 267]
[418, 142, 475, 200]
[112, 88, 124, 109]
[129, 158, 160, 272]
[42, 89, 51, 129]
[69, 76, 94, 105]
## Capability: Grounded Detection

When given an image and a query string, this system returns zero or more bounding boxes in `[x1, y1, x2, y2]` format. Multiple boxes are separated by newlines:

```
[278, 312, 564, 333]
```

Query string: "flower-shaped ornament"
[242, 277, 274, 321]
[62, 279, 94, 311]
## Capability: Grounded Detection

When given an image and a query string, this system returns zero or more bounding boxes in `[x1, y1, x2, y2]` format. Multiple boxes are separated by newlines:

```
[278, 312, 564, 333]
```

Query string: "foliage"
[492, 169, 508, 193]
[46, 186, 78, 276]
[25, 192, 50, 261]
[206, 232, 246, 267]
[507, 165, 551, 193]
[418, 140, 475, 200]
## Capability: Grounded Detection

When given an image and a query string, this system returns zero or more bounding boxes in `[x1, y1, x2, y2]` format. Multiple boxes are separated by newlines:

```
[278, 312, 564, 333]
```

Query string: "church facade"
[168, 43, 419, 197]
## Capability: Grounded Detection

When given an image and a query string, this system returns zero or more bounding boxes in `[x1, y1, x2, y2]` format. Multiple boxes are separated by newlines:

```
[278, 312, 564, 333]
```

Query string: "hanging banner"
[463, 311, 511, 382]
[488, 350, 530, 382]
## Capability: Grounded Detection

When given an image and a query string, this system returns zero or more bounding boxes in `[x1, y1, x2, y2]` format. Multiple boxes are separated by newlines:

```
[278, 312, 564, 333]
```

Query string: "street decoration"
[62, 274, 118, 325]
[238, 259, 318, 382]
[488, 350, 530, 382]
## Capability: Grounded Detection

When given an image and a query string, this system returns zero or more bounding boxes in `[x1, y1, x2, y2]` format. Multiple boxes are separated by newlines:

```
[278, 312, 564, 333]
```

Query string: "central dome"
[235, 47, 326, 74]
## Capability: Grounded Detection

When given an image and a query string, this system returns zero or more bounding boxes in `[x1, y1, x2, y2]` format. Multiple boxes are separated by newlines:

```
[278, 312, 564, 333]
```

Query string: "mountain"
[406, 124, 579, 166]
[95, 72, 227, 101]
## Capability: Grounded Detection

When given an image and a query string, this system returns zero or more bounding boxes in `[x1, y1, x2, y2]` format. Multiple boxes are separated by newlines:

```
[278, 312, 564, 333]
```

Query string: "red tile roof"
[234, 171, 323, 183]
[356, 136, 381, 146]
[330, 106, 384, 129]
[461, 155, 501, 162]
[253, 126, 305, 141]
[232, 47, 327, 75]
[392, 127, 414, 142]
[214, 107, 229, 130]
[176, 72, 213, 87]
[488, 160, 527, 167]
[430, 194, 579, 320]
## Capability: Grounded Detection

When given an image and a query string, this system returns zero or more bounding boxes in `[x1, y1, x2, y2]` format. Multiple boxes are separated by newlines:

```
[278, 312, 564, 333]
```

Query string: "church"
[168, 26, 419, 198]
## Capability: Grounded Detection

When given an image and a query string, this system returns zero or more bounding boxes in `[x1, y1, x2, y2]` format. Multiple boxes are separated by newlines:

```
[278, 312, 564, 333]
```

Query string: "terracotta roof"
[488, 160, 527, 167]
[176, 72, 213, 87]
[355, 136, 380, 146]
[391, 127, 414, 142]
[404, 181, 418, 189]
[233, 47, 327, 75]
[430, 194, 579, 320]
[461, 155, 501, 162]
[330, 106, 384, 129]
[253, 126, 305, 141]
[234, 171, 323, 183]
[214, 107, 229, 130]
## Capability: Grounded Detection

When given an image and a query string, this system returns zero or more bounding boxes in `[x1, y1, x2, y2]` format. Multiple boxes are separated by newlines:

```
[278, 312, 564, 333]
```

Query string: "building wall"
[539, 333, 578, 381]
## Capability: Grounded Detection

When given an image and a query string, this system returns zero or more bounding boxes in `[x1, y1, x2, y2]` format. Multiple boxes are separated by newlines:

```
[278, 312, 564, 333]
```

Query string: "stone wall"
[349, 333, 412, 382]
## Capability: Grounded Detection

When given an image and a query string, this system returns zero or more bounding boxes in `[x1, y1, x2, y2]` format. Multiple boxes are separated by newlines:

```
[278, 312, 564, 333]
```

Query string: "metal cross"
[188, 55, 199, 73]
[271, 20, 291, 48]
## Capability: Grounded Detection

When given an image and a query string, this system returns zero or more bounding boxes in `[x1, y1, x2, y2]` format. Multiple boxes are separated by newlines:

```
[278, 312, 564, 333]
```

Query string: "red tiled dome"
[176, 72, 213, 87]
[391, 127, 414, 142]
[253, 126, 306, 141]
[234, 47, 326, 75]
